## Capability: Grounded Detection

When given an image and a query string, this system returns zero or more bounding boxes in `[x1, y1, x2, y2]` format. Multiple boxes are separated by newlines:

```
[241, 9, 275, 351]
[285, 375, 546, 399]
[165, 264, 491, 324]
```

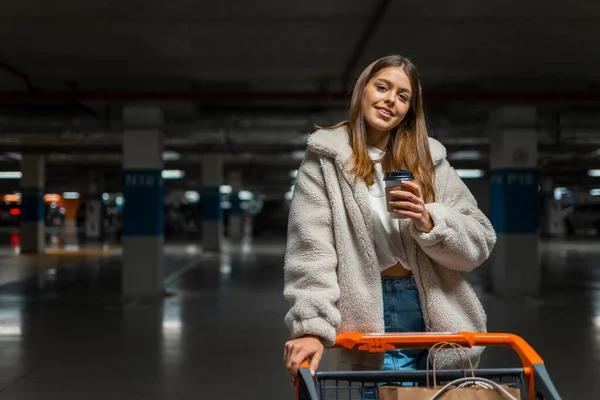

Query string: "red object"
[10, 231, 19, 247]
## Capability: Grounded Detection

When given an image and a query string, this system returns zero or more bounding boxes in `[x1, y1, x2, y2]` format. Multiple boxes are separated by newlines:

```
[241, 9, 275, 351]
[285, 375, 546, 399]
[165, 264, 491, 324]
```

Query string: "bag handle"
[427, 376, 519, 400]
[432, 342, 475, 388]
[426, 342, 475, 388]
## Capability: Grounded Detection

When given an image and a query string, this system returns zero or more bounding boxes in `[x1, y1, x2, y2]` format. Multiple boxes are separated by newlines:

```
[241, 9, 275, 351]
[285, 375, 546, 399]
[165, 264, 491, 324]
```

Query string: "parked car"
[45, 203, 66, 227]
[0, 202, 20, 225]
[563, 204, 600, 236]
[0, 201, 66, 227]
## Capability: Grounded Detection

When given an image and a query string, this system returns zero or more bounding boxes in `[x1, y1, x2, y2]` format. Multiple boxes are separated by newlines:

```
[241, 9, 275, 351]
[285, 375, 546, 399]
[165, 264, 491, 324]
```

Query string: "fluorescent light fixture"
[0, 325, 21, 335]
[162, 151, 181, 161]
[0, 171, 22, 179]
[184, 191, 200, 203]
[221, 201, 232, 209]
[62, 192, 80, 199]
[456, 169, 484, 179]
[162, 170, 185, 179]
[448, 150, 482, 161]
[4, 152, 21, 161]
[102, 193, 110, 201]
[3, 194, 20, 202]
[588, 169, 600, 177]
[219, 185, 232, 194]
[44, 194, 61, 202]
[289, 170, 298, 179]
[238, 190, 253, 201]
[591, 189, 600, 196]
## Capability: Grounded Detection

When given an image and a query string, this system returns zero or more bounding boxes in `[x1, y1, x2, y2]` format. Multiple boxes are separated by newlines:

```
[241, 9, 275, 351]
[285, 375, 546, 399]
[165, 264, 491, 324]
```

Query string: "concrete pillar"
[121, 106, 164, 299]
[20, 154, 45, 254]
[490, 106, 540, 296]
[228, 170, 244, 241]
[201, 154, 223, 252]
[85, 172, 105, 240]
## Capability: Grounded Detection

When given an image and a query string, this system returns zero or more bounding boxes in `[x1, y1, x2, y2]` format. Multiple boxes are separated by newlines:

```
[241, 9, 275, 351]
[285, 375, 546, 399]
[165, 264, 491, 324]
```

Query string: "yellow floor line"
[16, 247, 122, 257]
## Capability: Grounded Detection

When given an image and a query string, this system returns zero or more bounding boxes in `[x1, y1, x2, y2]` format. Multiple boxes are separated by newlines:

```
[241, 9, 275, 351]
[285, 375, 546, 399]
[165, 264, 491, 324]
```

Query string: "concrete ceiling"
[0, 0, 600, 194]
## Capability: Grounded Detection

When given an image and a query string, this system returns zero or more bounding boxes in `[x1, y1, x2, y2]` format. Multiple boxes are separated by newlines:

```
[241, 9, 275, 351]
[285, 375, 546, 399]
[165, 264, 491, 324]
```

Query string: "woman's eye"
[377, 86, 386, 91]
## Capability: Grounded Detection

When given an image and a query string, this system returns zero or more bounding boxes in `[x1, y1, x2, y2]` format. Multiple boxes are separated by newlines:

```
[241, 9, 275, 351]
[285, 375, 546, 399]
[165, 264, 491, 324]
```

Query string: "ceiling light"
[0, 171, 22, 179]
[162, 170, 185, 179]
[238, 191, 253, 201]
[219, 185, 232, 194]
[456, 169, 484, 179]
[162, 151, 181, 161]
[62, 192, 80, 200]
[588, 169, 600, 177]
[44, 194, 61, 202]
[448, 150, 482, 161]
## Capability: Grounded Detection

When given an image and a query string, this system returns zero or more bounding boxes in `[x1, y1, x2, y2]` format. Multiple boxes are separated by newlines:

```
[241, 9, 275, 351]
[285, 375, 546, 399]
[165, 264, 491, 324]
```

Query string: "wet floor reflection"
[0, 226, 119, 256]
[0, 237, 597, 398]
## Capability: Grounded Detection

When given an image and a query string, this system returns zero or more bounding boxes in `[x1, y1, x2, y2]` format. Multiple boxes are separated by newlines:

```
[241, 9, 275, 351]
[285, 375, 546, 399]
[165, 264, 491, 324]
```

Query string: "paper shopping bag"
[379, 386, 439, 400]
[379, 342, 521, 400]
[379, 383, 521, 400]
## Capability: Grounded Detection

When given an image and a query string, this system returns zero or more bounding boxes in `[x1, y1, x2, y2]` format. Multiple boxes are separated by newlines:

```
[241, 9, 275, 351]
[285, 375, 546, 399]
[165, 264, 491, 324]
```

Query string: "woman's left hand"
[389, 181, 434, 233]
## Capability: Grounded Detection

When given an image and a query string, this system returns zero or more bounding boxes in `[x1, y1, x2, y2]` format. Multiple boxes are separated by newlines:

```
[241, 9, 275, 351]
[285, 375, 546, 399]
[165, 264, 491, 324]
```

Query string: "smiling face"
[361, 66, 413, 137]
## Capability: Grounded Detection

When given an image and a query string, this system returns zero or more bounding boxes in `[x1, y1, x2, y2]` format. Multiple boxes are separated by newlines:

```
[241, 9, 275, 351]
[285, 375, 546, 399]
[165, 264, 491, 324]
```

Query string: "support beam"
[19, 154, 45, 254]
[121, 106, 165, 299]
[489, 106, 540, 297]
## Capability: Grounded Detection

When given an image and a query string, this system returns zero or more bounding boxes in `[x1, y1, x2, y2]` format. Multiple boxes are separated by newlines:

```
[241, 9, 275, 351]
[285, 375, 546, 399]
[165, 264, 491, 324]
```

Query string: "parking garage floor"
[0, 233, 597, 399]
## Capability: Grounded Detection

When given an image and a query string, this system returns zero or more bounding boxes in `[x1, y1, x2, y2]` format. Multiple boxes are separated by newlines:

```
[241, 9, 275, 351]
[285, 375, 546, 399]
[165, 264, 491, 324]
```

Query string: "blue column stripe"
[490, 168, 539, 234]
[200, 186, 223, 221]
[122, 169, 164, 236]
[20, 187, 44, 222]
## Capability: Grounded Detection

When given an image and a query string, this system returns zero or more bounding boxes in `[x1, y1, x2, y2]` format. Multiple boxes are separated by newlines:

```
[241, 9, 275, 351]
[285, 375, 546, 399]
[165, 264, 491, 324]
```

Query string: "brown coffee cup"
[384, 170, 415, 219]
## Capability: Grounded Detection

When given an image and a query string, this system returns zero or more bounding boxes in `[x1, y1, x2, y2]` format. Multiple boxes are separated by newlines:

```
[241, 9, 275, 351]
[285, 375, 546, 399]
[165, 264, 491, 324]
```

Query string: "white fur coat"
[283, 126, 496, 370]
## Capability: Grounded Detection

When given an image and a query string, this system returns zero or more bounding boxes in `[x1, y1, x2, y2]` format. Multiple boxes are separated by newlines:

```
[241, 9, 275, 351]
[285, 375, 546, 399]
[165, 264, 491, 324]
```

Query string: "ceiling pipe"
[0, 142, 596, 155]
[0, 90, 600, 103]
[0, 63, 34, 91]
[342, 0, 392, 91]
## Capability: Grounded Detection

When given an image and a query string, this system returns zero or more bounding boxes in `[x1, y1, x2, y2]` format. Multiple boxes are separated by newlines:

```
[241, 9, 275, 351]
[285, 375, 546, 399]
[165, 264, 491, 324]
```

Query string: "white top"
[366, 146, 410, 272]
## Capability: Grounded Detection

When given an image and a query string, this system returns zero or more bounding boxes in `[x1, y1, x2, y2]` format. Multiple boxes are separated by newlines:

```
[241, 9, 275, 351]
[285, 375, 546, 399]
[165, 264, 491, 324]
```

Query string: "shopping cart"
[295, 332, 561, 400]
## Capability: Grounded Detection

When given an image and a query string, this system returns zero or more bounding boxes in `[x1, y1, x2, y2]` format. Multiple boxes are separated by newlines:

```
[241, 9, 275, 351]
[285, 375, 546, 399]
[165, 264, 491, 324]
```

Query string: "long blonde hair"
[318, 54, 435, 203]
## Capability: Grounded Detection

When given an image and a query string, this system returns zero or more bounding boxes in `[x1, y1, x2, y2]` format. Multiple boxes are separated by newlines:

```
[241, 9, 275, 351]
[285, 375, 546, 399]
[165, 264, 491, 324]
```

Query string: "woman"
[282, 54, 496, 383]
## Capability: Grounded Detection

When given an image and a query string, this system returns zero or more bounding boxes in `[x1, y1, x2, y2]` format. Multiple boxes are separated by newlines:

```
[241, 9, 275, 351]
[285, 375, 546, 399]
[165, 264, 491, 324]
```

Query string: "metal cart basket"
[295, 332, 561, 400]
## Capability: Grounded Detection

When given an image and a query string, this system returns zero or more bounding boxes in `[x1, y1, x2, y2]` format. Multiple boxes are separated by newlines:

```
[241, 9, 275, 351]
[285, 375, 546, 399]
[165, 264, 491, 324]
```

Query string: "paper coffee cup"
[384, 170, 415, 219]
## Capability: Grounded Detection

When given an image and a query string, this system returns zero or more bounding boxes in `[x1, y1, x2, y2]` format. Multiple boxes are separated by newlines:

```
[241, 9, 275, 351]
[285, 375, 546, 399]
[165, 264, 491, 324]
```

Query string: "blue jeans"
[381, 275, 428, 371]
[363, 276, 427, 398]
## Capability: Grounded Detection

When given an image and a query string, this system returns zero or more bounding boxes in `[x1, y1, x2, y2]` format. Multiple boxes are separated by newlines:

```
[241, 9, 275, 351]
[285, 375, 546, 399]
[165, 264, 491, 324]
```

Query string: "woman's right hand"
[283, 335, 325, 384]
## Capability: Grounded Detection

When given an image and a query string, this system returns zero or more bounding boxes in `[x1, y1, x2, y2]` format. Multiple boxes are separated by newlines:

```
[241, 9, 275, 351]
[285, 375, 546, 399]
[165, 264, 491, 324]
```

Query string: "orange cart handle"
[333, 332, 543, 368]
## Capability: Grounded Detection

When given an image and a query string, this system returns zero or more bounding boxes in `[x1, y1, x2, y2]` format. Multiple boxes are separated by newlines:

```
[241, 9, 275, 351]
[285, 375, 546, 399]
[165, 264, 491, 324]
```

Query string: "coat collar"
[307, 124, 447, 169]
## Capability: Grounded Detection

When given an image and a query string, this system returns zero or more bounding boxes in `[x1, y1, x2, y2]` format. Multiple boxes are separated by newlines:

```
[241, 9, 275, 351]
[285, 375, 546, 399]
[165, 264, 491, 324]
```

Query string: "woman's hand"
[389, 181, 434, 233]
[283, 335, 324, 385]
